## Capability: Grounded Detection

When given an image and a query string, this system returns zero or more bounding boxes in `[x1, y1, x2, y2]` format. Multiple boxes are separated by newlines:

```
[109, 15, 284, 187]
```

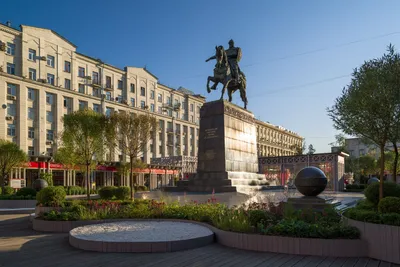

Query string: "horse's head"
[215, 45, 225, 63]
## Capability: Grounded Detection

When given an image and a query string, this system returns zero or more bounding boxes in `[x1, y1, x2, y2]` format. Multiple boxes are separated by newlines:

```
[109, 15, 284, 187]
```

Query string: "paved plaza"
[0, 214, 398, 267]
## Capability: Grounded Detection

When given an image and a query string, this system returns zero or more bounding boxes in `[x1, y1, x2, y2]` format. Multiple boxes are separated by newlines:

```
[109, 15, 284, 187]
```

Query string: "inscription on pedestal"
[205, 150, 216, 160]
[204, 128, 218, 139]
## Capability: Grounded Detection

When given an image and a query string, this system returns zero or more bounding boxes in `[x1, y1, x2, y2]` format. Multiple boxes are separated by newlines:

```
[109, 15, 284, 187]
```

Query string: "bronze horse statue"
[206, 46, 248, 109]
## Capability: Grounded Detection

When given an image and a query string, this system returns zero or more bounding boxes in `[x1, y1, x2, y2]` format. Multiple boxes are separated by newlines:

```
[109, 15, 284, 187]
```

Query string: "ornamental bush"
[364, 182, 400, 205]
[378, 197, 400, 214]
[16, 187, 36, 197]
[2, 186, 14, 195]
[36, 186, 66, 206]
[98, 186, 117, 199]
[40, 173, 53, 186]
[115, 186, 130, 200]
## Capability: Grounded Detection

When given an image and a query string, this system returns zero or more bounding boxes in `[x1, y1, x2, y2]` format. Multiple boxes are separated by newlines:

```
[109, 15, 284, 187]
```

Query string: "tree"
[307, 144, 316, 155]
[358, 155, 378, 176]
[112, 112, 157, 200]
[329, 133, 348, 153]
[291, 140, 306, 155]
[328, 44, 400, 200]
[59, 109, 110, 199]
[0, 140, 27, 187]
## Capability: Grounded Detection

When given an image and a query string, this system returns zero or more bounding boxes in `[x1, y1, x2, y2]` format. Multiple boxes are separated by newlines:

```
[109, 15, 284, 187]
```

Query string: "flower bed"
[36, 199, 360, 240]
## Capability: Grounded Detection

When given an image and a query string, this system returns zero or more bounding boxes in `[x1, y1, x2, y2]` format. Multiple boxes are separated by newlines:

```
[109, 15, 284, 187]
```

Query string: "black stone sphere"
[33, 179, 48, 192]
[294, 167, 327, 196]
[368, 177, 380, 185]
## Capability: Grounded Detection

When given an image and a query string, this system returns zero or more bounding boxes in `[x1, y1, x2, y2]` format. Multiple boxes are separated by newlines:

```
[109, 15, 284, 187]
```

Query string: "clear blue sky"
[3, 0, 400, 153]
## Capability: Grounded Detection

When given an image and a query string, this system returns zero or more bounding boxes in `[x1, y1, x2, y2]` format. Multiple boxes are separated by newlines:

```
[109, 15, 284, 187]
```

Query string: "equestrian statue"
[205, 39, 248, 109]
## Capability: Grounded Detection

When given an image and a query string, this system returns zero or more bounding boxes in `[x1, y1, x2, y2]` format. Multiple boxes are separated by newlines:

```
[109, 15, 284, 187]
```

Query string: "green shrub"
[249, 180, 257, 186]
[344, 208, 381, 224]
[364, 182, 400, 205]
[16, 187, 36, 197]
[378, 197, 400, 214]
[40, 173, 53, 186]
[133, 185, 148, 192]
[211, 208, 252, 233]
[248, 210, 276, 227]
[36, 186, 66, 206]
[98, 186, 117, 199]
[115, 186, 130, 200]
[381, 213, 400, 226]
[356, 199, 377, 210]
[0, 187, 2, 195]
[0, 194, 35, 200]
[2, 186, 14, 195]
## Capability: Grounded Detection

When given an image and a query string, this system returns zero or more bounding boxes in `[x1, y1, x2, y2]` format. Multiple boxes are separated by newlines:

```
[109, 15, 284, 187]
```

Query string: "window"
[64, 79, 71, 89]
[46, 129, 54, 141]
[78, 84, 85, 93]
[47, 55, 55, 67]
[141, 101, 146, 109]
[64, 61, 71, 73]
[79, 101, 87, 110]
[28, 108, 35, 120]
[118, 80, 123, 89]
[93, 88, 100, 97]
[46, 93, 54, 105]
[47, 73, 55, 85]
[197, 106, 201, 114]
[28, 49, 36, 61]
[150, 104, 155, 112]
[28, 146, 35, 156]
[6, 63, 15, 75]
[150, 90, 155, 99]
[158, 106, 162, 114]
[28, 88, 35, 100]
[130, 83, 135, 93]
[28, 68, 36, 80]
[28, 127, 35, 139]
[78, 67, 85, 77]
[93, 104, 100, 113]
[46, 111, 53, 122]
[106, 92, 111, 100]
[359, 149, 365, 156]
[6, 42, 15, 55]
[93, 72, 99, 84]
[116, 95, 122, 103]
[47, 148, 53, 156]
[190, 115, 194, 122]
[141, 87, 145, 96]
[158, 93, 163, 102]
[190, 104, 194, 112]
[131, 98, 135, 107]
[105, 107, 113, 117]
[167, 96, 171, 105]
[7, 83, 17, 96]
[7, 124, 16, 136]
[7, 103, 16, 116]
[106, 76, 111, 88]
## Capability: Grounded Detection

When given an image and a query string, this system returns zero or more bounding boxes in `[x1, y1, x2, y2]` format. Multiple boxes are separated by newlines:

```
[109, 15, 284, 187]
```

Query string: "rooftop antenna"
[6, 21, 11, 27]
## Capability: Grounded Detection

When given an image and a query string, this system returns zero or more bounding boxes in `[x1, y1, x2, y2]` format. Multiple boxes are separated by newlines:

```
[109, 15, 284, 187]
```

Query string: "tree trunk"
[379, 144, 385, 200]
[86, 163, 90, 200]
[130, 156, 134, 200]
[393, 143, 399, 183]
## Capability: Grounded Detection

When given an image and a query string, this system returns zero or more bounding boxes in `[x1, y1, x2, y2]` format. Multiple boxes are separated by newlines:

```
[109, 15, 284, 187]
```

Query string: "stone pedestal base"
[286, 196, 337, 212]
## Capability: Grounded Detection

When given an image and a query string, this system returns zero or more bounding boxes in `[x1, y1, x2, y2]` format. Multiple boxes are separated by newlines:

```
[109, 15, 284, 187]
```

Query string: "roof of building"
[20, 24, 77, 48]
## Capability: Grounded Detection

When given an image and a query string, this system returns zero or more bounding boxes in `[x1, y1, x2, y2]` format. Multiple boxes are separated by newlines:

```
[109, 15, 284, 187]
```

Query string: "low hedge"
[346, 184, 366, 190]
[16, 187, 37, 197]
[99, 186, 131, 200]
[364, 182, 400, 205]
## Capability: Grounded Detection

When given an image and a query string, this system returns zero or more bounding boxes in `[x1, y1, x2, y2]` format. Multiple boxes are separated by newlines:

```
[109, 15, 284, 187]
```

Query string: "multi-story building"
[255, 120, 303, 157]
[0, 23, 204, 163]
[342, 137, 399, 159]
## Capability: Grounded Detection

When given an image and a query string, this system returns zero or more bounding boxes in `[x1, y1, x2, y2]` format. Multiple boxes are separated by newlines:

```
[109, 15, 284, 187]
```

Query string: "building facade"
[0, 24, 204, 166]
[255, 120, 303, 157]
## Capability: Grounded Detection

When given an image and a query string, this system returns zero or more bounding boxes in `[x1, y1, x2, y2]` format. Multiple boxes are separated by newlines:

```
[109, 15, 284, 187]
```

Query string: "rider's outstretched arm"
[205, 56, 216, 62]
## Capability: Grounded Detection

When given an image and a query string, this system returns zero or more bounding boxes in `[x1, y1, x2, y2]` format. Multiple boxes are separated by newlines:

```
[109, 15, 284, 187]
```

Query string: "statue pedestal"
[188, 100, 264, 193]
[286, 196, 337, 212]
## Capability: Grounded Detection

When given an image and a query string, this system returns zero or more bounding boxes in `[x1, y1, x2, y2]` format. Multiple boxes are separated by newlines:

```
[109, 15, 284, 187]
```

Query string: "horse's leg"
[220, 79, 232, 101]
[228, 87, 233, 102]
[240, 86, 248, 109]
[207, 77, 212, 93]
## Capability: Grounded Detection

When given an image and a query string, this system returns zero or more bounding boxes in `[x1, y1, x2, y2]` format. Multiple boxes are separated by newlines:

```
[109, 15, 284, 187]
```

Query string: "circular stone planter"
[69, 221, 214, 253]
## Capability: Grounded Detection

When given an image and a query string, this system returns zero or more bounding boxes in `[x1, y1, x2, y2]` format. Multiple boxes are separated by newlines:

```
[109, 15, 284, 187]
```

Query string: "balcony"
[167, 128, 174, 135]
[175, 130, 181, 135]
[167, 141, 173, 146]
[92, 80, 101, 88]
[104, 84, 113, 91]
